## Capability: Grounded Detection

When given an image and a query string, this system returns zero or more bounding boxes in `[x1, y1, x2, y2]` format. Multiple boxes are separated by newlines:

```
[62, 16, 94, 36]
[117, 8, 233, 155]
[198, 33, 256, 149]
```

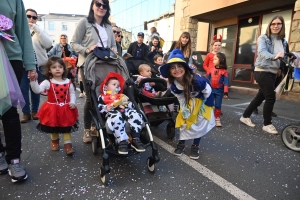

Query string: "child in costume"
[136, 64, 169, 98]
[203, 35, 222, 73]
[160, 48, 215, 160]
[206, 52, 229, 127]
[30, 56, 78, 155]
[98, 72, 145, 155]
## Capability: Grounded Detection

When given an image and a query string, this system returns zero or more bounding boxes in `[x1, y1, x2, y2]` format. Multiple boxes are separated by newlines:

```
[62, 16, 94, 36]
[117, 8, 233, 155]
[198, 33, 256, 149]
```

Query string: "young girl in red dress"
[30, 56, 78, 155]
[203, 35, 222, 73]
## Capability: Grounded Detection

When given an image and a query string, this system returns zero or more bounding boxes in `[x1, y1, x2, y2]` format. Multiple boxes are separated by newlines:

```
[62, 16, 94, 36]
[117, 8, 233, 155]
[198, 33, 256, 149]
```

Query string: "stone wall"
[289, 1, 300, 94]
[179, 0, 198, 50]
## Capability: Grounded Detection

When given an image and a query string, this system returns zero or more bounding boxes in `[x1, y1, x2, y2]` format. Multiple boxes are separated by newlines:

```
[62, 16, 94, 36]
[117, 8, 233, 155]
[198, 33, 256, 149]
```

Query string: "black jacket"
[127, 41, 149, 60]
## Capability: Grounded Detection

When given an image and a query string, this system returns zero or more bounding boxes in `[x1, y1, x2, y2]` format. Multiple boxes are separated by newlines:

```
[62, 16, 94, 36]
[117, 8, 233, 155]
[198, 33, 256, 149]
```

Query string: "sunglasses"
[113, 30, 120, 34]
[27, 15, 37, 20]
[94, 1, 108, 10]
[117, 35, 123, 38]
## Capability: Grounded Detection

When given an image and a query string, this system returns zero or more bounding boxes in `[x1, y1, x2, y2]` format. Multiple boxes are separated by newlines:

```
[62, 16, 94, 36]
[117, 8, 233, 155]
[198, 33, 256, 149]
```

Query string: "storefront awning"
[192, 0, 295, 23]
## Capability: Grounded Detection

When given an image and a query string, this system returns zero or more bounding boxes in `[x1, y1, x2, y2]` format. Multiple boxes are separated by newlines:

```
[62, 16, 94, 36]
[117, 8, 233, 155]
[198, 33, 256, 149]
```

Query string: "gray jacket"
[47, 43, 76, 58]
[254, 34, 288, 72]
[70, 17, 117, 67]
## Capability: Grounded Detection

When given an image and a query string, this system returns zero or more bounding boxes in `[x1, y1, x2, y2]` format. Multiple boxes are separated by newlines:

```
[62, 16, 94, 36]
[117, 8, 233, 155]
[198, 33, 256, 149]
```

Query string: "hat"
[137, 32, 144, 37]
[100, 72, 125, 94]
[159, 48, 193, 78]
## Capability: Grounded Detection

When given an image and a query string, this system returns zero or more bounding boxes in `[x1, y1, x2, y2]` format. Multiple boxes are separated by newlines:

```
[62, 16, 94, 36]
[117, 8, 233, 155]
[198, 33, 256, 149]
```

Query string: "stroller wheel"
[92, 136, 98, 155]
[100, 167, 110, 185]
[167, 123, 175, 139]
[147, 156, 157, 174]
[281, 124, 300, 152]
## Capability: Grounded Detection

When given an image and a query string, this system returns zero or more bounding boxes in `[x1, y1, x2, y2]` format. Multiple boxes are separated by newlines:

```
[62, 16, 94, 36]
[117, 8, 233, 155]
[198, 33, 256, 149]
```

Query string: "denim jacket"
[254, 34, 288, 72]
[47, 43, 76, 58]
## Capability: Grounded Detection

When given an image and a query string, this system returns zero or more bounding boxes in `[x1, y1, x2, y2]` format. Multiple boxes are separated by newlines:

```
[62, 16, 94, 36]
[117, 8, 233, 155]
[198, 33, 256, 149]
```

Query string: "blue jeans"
[20, 68, 43, 114]
[212, 88, 224, 110]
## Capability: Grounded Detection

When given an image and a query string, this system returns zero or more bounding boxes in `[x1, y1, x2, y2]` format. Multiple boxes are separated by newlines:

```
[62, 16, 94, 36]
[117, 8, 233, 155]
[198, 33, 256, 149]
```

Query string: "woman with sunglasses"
[47, 34, 76, 58]
[240, 15, 289, 135]
[71, 0, 117, 144]
[112, 25, 122, 55]
[20, 8, 52, 123]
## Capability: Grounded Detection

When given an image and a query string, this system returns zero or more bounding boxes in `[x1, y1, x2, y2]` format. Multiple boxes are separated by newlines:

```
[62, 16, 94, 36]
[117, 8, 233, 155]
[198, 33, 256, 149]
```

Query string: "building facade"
[37, 13, 85, 46]
[174, 0, 297, 90]
[110, 0, 175, 52]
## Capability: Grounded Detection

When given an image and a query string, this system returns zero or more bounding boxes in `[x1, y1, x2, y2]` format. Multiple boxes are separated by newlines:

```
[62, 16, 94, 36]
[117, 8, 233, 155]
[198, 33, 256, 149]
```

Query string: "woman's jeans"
[0, 60, 23, 162]
[243, 71, 276, 126]
[20, 67, 43, 114]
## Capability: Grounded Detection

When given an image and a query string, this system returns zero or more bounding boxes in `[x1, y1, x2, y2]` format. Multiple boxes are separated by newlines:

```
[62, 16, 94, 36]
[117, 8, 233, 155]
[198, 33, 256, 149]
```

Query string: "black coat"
[127, 41, 149, 61]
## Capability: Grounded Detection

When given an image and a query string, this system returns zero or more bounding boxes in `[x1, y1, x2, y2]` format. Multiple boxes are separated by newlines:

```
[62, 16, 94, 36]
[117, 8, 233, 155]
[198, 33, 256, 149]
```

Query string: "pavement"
[0, 90, 299, 200]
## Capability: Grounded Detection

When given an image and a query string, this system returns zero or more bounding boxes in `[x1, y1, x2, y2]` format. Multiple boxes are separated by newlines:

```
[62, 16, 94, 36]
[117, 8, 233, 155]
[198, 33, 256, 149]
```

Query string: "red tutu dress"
[33, 79, 78, 133]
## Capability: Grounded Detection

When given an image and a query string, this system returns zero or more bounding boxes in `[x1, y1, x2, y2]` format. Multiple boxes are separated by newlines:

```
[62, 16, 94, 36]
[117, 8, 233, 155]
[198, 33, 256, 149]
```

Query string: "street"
[0, 90, 299, 200]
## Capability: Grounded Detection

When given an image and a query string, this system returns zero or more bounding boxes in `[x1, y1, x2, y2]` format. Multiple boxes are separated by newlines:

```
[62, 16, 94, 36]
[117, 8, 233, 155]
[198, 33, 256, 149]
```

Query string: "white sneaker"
[262, 124, 278, 134]
[240, 116, 255, 127]
[79, 93, 84, 98]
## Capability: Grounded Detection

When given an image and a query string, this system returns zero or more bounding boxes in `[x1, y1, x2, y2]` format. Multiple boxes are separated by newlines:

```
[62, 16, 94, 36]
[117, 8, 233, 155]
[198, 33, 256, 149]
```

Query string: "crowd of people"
[0, 0, 292, 185]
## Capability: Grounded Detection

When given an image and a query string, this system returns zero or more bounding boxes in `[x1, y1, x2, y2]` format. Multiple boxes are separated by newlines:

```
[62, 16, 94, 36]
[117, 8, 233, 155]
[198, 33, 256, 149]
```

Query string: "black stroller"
[125, 57, 177, 139]
[83, 52, 160, 185]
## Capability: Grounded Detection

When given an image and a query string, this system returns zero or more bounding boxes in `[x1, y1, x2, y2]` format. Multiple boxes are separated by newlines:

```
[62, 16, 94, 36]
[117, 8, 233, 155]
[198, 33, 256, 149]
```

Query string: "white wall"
[147, 15, 174, 53]
[40, 18, 81, 45]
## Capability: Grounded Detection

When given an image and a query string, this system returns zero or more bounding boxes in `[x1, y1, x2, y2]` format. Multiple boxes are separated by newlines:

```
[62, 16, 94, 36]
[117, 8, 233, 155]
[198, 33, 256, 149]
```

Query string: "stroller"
[83, 52, 160, 185]
[125, 57, 177, 139]
[279, 54, 300, 152]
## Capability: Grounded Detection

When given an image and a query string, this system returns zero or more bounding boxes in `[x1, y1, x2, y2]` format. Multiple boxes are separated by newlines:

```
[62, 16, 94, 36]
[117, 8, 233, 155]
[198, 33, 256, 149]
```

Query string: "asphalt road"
[0, 91, 299, 200]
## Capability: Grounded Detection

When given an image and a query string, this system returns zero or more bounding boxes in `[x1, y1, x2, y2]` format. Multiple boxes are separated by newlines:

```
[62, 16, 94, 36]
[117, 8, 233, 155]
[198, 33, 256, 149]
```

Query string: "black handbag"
[93, 26, 117, 61]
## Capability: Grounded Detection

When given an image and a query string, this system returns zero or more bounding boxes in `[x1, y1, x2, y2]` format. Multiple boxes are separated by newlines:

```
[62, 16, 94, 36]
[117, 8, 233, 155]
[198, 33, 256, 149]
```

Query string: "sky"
[22, 0, 91, 15]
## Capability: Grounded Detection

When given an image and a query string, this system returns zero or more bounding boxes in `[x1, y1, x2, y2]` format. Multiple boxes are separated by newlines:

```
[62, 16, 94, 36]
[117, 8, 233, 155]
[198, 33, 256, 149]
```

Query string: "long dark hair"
[43, 57, 68, 80]
[174, 32, 191, 58]
[265, 15, 285, 40]
[167, 63, 195, 103]
[215, 52, 227, 69]
[87, 0, 111, 26]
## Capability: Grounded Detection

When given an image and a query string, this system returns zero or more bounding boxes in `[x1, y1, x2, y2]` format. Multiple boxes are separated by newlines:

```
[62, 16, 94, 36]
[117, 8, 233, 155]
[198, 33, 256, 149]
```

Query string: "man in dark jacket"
[127, 32, 149, 60]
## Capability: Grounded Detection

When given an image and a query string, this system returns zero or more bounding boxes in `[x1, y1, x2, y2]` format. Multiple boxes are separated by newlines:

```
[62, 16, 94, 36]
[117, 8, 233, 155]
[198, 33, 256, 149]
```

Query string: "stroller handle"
[138, 78, 167, 88]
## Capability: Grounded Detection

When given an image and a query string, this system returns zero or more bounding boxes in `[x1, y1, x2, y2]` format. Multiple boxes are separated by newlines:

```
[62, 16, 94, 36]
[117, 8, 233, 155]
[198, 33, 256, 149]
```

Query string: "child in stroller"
[98, 72, 145, 154]
[136, 64, 170, 98]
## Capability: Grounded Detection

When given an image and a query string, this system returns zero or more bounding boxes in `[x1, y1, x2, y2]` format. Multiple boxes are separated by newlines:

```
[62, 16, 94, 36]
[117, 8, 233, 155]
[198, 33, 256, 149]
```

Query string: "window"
[235, 16, 259, 65]
[62, 22, 67, 31]
[215, 25, 237, 68]
[48, 21, 55, 30]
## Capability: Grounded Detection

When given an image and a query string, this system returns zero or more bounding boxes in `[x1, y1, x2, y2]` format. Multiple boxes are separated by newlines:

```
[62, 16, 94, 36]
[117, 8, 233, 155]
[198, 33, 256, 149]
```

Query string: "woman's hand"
[69, 103, 76, 109]
[28, 70, 38, 81]
[274, 52, 284, 60]
[86, 45, 98, 54]
[110, 48, 117, 54]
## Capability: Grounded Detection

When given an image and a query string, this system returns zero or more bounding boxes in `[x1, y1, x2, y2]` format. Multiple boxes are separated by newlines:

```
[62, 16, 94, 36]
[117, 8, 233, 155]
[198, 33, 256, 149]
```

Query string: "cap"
[137, 32, 144, 37]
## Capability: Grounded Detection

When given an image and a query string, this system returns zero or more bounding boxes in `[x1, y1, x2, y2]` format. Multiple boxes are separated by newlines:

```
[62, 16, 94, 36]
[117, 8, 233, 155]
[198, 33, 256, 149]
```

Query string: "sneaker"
[0, 152, 8, 175]
[215, 118, 222, 127]
[190, 145, 200, 160]
[79, 93, 84, 98]
[83, 129, 92, 143]
[174, 143, 185, 156]
[262, 124, 278, 134]
[240, 116, 255, 127]
[118, 140, 128, 155]
[8, 159, 28, 183]
[131, 138, 145, 152]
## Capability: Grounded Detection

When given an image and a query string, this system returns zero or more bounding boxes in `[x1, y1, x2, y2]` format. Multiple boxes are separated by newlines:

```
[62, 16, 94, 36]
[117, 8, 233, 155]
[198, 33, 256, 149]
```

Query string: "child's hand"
[69, 103, 76, 109]
[223, 92, 228, 99]
[107, 104, 114, 111]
